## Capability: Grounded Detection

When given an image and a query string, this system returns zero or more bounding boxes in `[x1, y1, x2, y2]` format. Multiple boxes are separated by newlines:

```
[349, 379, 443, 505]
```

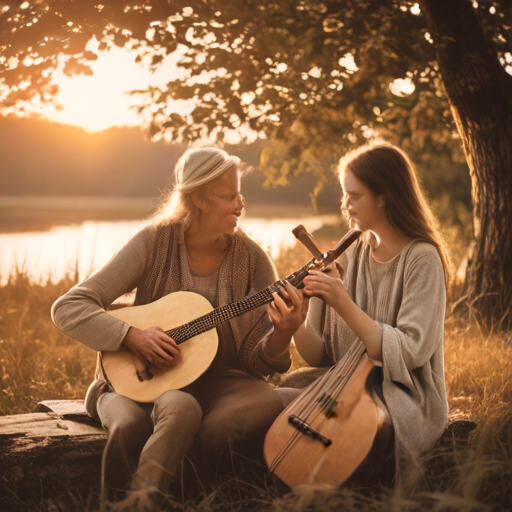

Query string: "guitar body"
[102, 291, 218, 403]
[264, 356, 393, 488]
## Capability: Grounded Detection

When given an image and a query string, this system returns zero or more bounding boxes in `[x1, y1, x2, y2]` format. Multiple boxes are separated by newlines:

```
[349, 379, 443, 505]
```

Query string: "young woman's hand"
[303, 266, 383, 362]
[123, 326, 182, 373]
[302, 267, 349, 312]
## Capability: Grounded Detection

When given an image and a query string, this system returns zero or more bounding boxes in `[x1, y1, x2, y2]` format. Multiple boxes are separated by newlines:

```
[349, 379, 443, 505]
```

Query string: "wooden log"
[0, 400, 106, 512]
[0, 393, 477, 512]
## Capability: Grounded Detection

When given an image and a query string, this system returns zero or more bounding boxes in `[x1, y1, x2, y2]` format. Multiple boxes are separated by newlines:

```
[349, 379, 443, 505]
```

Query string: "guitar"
[101, 229, 362, 403]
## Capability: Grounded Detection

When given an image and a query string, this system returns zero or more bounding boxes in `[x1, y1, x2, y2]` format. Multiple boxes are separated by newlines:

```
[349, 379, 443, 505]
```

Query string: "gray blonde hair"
[151, 147, 240, 228]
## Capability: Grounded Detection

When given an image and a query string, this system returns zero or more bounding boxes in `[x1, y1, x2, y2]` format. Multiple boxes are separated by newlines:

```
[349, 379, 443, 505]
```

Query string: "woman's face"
[198, 168, 244, 235]
[341, 170, 385, 232]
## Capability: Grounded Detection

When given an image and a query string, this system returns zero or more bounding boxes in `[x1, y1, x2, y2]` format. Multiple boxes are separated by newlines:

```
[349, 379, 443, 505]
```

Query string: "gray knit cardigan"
[52, 221, 288, 415]
[307, 240, 449, 466]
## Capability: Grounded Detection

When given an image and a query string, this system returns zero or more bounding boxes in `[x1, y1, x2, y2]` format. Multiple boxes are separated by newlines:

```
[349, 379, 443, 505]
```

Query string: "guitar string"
[268, 375, 331, 473]
[165, 270, 308, 344]
[285, 346, 361, 431]
[269, 329, 366, 466]
[167, 288, 274, 343]
[269, 360, 362, 474]
[164, 232, 359, 346]
[320, 343, 367, 402]
[291, 341, 363, 420]
[319, 344, 363, 397]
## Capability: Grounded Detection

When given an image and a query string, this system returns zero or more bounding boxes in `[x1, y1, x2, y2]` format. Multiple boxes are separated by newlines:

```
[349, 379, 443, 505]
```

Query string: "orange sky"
[43, 38, 192, 133]
[40, 38, 258, 144]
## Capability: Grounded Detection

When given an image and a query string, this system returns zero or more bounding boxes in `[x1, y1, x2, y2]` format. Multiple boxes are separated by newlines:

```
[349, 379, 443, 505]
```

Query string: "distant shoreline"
[0, 196, 340, 233]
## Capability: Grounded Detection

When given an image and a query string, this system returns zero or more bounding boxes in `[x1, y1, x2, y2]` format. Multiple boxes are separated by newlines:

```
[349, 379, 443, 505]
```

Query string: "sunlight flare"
[43, 40, 192, 133]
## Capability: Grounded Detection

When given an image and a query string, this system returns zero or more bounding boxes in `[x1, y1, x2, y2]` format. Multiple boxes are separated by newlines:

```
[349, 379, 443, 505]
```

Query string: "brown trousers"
[97, 368, 284, 501]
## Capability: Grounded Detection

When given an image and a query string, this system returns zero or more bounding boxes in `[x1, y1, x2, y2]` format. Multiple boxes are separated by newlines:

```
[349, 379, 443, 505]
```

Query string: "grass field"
[1, 232, 511, 511]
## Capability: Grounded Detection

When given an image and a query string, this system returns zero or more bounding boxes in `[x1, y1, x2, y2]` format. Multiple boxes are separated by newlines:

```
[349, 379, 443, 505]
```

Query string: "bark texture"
[420, 0, 512, 330]
[0, 403, 106, 512]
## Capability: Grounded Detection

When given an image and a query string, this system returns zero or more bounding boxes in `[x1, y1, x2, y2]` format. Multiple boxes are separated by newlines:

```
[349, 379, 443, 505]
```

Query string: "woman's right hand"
[122, 326, 182, 372]
[303, 267, 349, 312]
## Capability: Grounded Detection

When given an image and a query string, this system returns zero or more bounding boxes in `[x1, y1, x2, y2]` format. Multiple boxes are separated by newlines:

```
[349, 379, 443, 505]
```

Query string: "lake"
[0, 208, 340, 284]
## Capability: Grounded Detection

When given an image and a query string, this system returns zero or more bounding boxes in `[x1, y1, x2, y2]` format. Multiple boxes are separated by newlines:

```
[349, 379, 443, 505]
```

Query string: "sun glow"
[43, 39, 192, 133]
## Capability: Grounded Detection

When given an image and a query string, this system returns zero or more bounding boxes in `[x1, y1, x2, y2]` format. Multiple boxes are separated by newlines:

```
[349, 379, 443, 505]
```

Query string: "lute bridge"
[288, 414, 332, 447]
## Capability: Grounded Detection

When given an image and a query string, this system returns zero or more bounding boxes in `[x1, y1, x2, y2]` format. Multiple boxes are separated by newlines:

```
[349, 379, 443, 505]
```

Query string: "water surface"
[0, 214, 338, 284]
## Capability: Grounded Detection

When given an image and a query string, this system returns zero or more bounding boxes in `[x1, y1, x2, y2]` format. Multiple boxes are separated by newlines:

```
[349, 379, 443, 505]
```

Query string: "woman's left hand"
[303, 268, 349, 311]
[267, 280, 305, 337]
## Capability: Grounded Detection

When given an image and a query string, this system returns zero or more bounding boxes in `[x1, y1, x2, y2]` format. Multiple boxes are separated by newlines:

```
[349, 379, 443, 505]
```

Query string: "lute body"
[264, 346, 394, 488]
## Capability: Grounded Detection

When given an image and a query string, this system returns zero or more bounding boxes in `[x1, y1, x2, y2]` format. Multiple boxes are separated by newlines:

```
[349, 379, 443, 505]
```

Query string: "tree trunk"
[420, 0, 512, 330]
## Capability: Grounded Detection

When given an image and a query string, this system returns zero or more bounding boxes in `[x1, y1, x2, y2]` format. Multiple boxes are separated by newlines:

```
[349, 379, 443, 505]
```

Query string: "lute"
[101, 228, 362, 402]
[263, 228, 394, 488]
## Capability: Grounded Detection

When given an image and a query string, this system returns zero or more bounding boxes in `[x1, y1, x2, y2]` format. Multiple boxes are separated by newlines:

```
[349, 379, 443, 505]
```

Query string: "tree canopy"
[1, 1, 509, 183]
[2, 0, 512, 328]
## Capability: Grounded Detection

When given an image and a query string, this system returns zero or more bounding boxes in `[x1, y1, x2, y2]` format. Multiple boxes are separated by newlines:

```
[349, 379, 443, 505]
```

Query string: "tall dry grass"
[0, 271, 96, 415]
[1, 223, 511, 511]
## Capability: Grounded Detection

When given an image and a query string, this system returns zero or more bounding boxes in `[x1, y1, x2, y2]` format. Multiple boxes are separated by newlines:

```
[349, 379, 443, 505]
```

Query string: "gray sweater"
[307, 240, 449, 465]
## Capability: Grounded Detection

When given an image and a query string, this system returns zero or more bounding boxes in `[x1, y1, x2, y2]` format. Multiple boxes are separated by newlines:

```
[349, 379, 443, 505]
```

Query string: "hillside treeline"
[0, 117, 341, 207]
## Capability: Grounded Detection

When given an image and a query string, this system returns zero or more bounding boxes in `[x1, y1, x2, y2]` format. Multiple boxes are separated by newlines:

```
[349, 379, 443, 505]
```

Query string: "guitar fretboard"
[164, 229, 361, 345]
[165, 266, 310, 344]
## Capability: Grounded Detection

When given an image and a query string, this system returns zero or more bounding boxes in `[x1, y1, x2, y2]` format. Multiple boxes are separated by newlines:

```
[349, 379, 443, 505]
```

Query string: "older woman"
[52, 147, 304, 504]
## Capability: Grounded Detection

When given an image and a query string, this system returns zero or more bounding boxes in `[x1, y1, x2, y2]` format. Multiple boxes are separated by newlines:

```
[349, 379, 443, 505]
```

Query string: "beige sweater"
[307, 240, 448, 465]
[52, 222, 288, 396]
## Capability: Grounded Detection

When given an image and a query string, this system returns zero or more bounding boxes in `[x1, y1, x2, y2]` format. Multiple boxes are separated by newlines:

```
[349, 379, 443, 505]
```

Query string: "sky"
[43, 39, 193, 133]
[40, 38, 258, 144]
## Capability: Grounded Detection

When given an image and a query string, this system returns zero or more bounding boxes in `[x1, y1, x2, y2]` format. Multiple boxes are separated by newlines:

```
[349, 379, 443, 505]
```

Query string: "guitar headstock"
[284, 227, 362, 288]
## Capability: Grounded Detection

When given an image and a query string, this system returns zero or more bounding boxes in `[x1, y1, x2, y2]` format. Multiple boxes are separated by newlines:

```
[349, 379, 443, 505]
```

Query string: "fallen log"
[0, 385, 477, 512]
[0, 400, 106, 512]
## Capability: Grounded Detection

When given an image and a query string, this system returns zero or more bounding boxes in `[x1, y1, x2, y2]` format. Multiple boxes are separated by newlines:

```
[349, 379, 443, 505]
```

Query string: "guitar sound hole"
[136, 368, 154, 382]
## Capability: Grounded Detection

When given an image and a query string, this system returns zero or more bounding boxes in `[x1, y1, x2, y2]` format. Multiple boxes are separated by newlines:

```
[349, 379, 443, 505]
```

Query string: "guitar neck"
[166, 263, 312, 345]
[166, 229, 362, 345]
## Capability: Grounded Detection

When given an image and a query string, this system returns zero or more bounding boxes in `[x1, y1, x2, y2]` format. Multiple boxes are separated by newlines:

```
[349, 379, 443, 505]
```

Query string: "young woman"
[51, 147, 304, 505]
[296, 141, 450, 471]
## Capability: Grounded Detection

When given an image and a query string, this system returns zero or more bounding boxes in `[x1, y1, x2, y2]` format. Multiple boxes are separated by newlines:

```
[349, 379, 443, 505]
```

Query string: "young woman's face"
[199, 168, 244, 235]
[341, 170, 385, 232]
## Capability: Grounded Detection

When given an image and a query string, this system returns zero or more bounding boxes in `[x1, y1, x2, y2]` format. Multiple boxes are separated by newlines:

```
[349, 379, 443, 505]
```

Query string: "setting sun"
[43, 40, 192, 132]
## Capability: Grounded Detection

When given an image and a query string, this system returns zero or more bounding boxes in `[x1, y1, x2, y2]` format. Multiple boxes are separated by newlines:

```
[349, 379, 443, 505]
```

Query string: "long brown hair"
[338, 141, 451, 286]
